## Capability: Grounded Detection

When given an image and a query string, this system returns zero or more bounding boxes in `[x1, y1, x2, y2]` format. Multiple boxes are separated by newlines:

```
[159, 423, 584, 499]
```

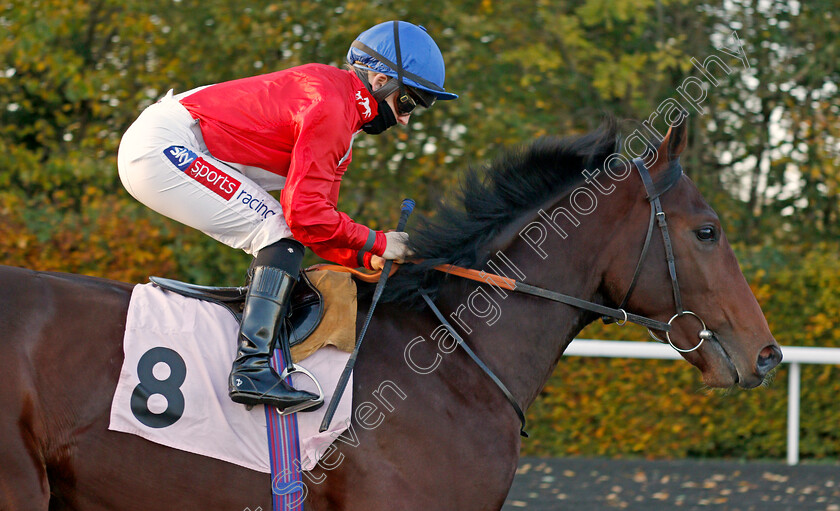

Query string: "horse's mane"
[376, 117, 623, 306]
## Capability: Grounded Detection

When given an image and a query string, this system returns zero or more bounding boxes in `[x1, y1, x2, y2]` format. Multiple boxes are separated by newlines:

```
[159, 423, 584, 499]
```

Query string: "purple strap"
[265, 350, 305, 511]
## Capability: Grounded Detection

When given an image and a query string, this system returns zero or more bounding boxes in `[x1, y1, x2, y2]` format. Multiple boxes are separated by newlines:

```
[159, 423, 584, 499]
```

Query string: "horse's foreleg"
[0, 421, 50, 510]
[0, 360, 50, 510]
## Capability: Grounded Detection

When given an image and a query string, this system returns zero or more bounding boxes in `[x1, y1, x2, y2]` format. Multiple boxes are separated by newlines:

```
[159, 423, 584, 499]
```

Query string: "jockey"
[117, 21, 457, 412]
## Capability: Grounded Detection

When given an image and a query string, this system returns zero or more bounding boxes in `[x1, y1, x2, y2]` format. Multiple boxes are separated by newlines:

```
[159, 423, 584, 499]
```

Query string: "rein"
[431, 264, 671, 332]
[419, 290, 529, 437]
[431, 157, 713, 352]
[310, 156, 715, 437]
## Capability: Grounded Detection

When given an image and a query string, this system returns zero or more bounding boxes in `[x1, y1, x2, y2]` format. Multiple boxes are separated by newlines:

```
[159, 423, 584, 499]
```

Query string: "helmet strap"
[350, 64, 400, 103]
[350, 64, 399, 134]
[392, 21, 406, 99]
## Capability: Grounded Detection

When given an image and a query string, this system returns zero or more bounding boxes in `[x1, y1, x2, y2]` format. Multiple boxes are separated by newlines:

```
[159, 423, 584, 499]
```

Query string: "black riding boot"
[228, 241, 318, 410]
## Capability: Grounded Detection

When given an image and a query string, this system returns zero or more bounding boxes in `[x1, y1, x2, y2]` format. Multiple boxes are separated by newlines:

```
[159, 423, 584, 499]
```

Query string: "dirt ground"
[502, 456, 840, 510]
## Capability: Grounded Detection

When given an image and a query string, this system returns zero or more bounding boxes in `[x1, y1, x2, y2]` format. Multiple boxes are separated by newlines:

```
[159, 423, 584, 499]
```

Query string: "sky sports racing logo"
[165, 146, 240, 200]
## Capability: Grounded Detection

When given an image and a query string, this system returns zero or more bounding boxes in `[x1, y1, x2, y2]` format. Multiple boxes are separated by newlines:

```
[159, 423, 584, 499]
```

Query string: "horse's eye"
[696, 226, 717, 242]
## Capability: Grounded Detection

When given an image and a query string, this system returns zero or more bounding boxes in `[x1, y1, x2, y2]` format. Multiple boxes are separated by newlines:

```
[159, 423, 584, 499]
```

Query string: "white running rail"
[565, 340, 840, 465]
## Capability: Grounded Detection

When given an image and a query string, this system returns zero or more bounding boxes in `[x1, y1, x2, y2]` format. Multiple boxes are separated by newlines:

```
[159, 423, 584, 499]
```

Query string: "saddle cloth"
[108, 281, 355, 472]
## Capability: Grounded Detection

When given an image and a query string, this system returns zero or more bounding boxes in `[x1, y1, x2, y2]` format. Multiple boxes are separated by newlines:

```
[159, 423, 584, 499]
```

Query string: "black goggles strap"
[350, 43, 444, 94]
[371, 79, 400, 103]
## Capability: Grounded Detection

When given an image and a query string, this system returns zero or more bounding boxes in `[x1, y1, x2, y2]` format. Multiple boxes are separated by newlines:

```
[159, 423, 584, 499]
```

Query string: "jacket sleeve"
[328, 155, 349, 209]
[307, 242, 375, 269]
[280, 101, 386, 257]
[306, 155, 380, 268]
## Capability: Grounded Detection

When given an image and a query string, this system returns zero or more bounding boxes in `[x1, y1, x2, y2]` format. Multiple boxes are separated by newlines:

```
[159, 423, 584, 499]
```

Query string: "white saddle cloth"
[108, 283, 352, 473]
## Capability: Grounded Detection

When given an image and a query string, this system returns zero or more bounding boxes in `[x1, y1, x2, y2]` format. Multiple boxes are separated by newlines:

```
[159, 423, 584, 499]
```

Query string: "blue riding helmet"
[347, 21, 458, 102]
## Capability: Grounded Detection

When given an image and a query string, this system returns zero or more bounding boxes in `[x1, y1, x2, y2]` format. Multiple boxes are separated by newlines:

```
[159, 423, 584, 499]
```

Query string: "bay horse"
[0, 119, 781, 510]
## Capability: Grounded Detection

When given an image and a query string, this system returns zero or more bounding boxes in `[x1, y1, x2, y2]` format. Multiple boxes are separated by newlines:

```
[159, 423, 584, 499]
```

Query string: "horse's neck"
[437, 200, 620, 411]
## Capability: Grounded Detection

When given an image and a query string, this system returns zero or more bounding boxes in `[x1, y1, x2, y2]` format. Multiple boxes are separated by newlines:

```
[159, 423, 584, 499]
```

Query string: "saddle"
[149, 270, 324, 350]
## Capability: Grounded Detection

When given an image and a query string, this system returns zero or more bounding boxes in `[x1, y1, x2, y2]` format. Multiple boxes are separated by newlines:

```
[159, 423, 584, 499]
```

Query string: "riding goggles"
[396, 85, 436, 116]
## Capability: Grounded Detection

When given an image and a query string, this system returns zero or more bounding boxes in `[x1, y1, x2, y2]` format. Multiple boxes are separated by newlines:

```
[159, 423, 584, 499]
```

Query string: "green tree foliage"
[1, 0, 838, 459]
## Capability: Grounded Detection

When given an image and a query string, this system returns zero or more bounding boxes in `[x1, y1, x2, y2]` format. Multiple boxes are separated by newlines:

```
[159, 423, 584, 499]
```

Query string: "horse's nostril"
[757, 345, 783, 375]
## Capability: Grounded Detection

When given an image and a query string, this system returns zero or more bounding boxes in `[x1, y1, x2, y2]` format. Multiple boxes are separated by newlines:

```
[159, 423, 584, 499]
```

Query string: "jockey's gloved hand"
[382, 231, 412, 262]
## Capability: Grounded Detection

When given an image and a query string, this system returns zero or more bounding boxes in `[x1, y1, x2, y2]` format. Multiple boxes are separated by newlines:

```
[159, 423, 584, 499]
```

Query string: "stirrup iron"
[276, 364, 324, 415]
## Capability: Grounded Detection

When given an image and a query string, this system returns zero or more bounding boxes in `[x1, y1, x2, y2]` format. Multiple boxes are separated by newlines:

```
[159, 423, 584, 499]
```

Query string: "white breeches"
[117, 90, 292, 256]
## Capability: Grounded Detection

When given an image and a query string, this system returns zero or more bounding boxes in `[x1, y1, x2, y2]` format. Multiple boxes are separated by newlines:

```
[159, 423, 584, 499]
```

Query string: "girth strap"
[420, 291, 529, 438]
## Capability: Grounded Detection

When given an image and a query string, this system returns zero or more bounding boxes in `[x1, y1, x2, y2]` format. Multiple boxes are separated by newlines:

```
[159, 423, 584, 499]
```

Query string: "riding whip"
[319, 198, 415, 432]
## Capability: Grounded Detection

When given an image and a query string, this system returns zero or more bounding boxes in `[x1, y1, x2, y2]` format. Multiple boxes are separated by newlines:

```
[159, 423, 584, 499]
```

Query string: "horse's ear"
[658, 118, 688, 162]
[647, 117, 688, 173]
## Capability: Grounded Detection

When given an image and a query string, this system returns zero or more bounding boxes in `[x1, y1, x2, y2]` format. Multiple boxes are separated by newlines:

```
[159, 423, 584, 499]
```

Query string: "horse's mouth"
[703, 333, 742, 388]
[702, 332, 776, 389]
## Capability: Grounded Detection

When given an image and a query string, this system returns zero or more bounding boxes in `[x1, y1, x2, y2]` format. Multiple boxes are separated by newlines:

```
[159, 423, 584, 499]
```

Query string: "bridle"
[606, 156, 714, 353]
[313, 155, 716, 436]
[419, 155, 715, 436]
[433, 156, 713, 353]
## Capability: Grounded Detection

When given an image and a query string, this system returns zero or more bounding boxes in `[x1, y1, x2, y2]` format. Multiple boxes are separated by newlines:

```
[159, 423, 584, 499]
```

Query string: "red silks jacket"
[179, 64, 386, 268]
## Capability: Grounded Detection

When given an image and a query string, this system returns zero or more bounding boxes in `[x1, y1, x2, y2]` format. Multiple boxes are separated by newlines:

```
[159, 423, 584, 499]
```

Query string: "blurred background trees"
[1, 0, 838, 459]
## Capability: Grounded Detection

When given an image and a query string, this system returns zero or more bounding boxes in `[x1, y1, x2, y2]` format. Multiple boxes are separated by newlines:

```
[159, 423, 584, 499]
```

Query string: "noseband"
[611, 157, 713, 353]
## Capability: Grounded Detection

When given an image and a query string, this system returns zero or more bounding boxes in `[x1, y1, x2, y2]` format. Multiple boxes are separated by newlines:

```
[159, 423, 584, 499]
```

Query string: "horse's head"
[603, 119, 781, 389]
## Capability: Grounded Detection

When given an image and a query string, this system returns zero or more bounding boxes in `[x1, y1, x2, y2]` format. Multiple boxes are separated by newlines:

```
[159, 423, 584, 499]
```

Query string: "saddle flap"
[149, 272, 325, 349]
[286, 271, 324, 346]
